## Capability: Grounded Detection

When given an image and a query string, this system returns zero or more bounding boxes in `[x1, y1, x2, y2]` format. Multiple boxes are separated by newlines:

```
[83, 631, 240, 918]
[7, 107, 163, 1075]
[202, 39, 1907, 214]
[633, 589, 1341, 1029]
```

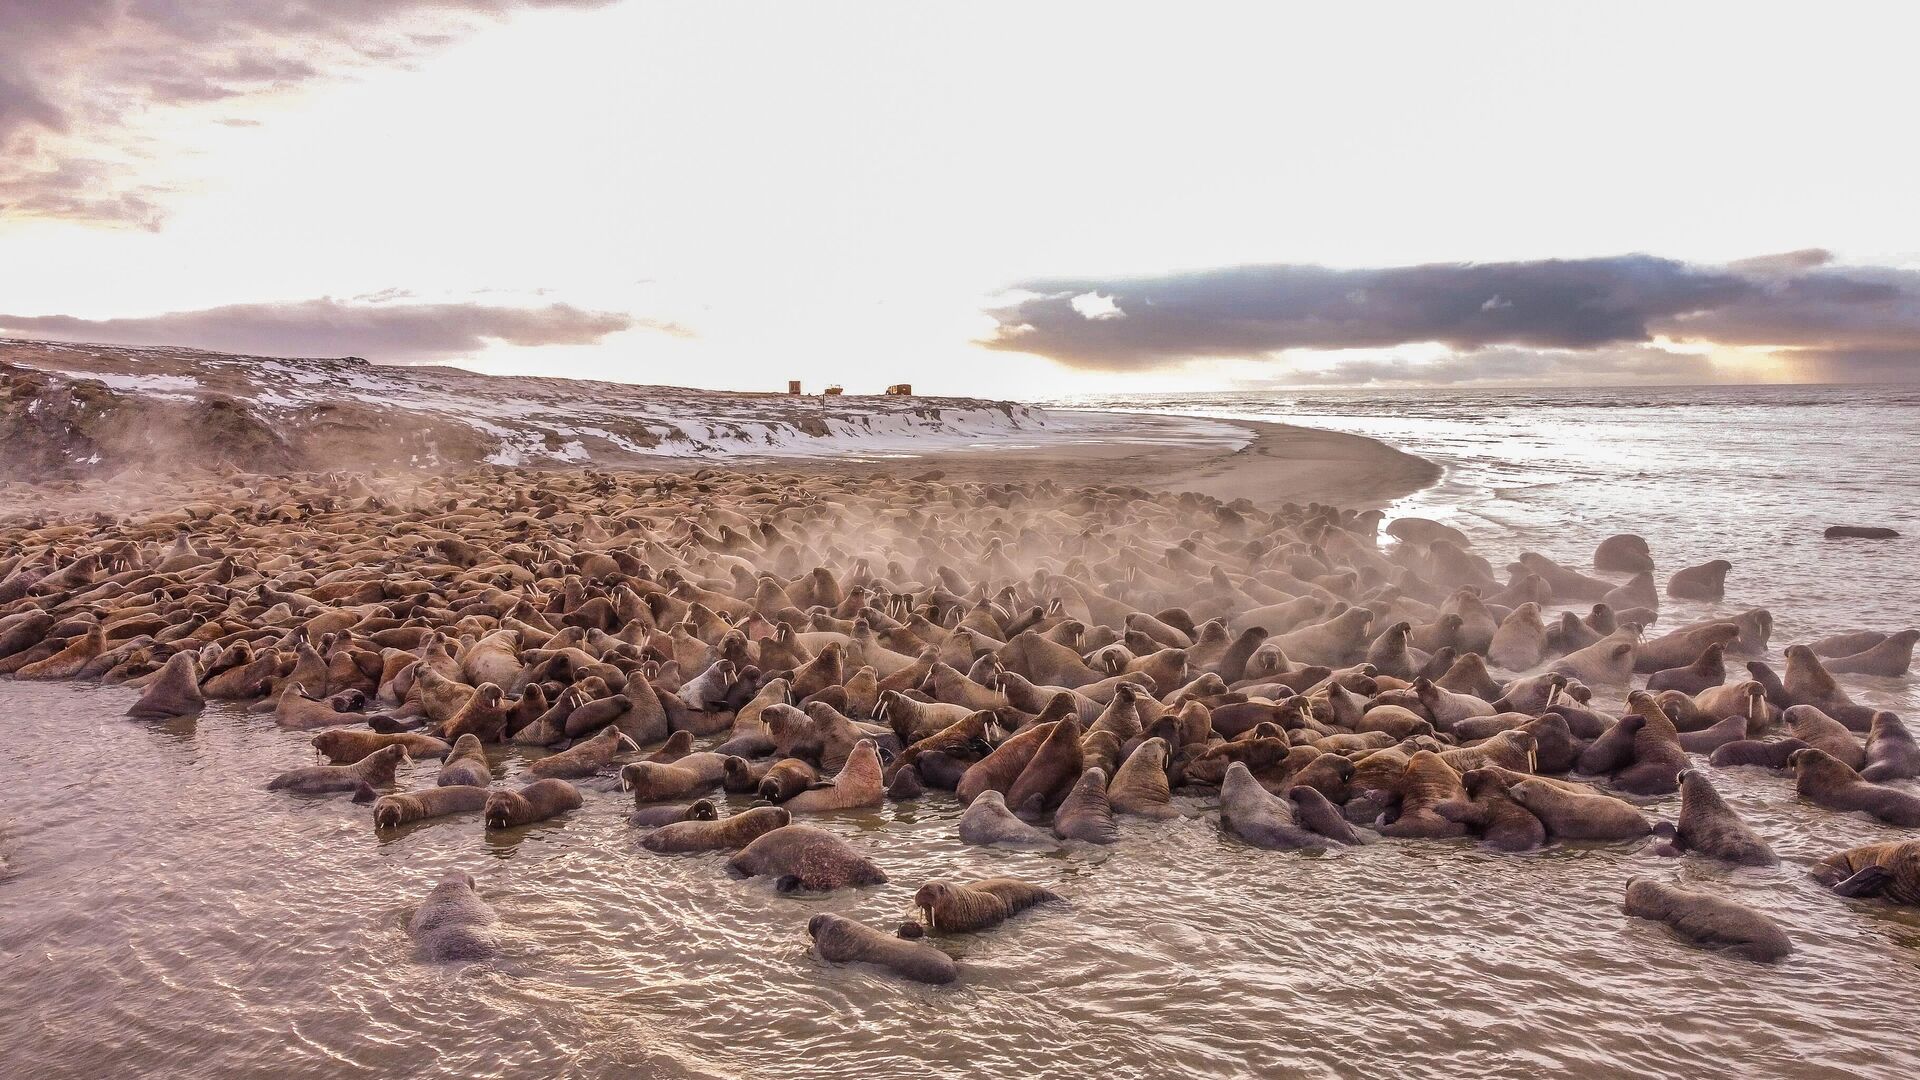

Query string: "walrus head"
[913, 881, 954, 929]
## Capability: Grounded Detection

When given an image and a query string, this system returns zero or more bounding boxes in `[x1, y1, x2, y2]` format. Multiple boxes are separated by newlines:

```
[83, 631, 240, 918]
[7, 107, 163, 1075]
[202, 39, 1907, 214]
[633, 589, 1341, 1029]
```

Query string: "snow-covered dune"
[0, 338, 1058, 479]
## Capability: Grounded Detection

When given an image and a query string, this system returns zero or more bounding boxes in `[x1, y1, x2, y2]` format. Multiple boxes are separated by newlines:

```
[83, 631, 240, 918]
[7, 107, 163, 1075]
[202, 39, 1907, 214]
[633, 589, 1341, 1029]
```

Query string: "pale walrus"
[1621, 877, 1791, 962]
[408, 872, 500, 962]
[1666, 560, 1731, 601]
[958, 790, 1056, 847]
[374, 785, 489, 829]
[1051, 766, 1119, 844]
[267, 743, 407, 798]
[807, 913, 956, 985]
[125, 651, 204, 720]
[913, 878, 1060, 932]
[1107, 737, 1178, 818]
[641, 805, 791, 853]
[483, 778, 583, 829]
[1218, 762, 1330, 850]
[727, 823, 888, 891]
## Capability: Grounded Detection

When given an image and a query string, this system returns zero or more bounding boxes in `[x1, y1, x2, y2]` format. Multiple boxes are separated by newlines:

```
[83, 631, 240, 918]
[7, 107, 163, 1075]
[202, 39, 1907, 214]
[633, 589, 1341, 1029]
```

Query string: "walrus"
[273, 682, 363, 730]
[959, 790, 1055, 847]
[1861, 711, 1920, 783]
[641, 805, 791, 852]
[483, 778, 583, 829]
[1286, 785, 1368, 845]
[373, 785, 489, 829]
[1708, 737, 1809, 769]
[1218, 762, 1330, 849]
[1790, 747, 1920, 826]
[728, 823, 888, 891]
[1377, 750, 1468, 839]
[757, 758, 822, 803]
[620, 753, 729, 802]
[1645, 643, 1726, 696]
[268, 743, 406, 798]
[807, 913, 955, 985]
[125, 651, 204, 720]
[1440, 768, 1546, 852]
[628, 800, 718, 828]
[1811, 840, 1920, 905]
[1666, 560, 1731, 601]
[1506, 777, 1651, 841]
[1052, 766, 1119, 844]
[1782, 645, 1874, 729]
[528, 726, 638, 780]
[1003, 718, 1086, 818]
[1621, 877, 1790, 963]
[1823, 629, 1917, 677]
[439, 682, 511, 743]
[1487, 603, 1549, 671]
[1785, 705, 1867, 770]
[1107, 737, 1178, 818]
[437, 733, 492, 787]
[312, 728, 451, 766]
[913, 877, 1060, 932]
[1608, 692, 1688, 796]
[408, 872, 500, 962]
[1655, 769, 1776, 866]
[783, 739, 885, 813]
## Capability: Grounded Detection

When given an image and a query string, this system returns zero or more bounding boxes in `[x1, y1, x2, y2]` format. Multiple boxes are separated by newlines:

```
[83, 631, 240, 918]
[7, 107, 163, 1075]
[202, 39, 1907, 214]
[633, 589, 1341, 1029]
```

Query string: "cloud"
[0, 1, 618, 228]
[984, 255, 1754, 368]
[983, 252, 1920, 382]
[0, 297, 663, 363]
[1246, 346, 1719, 387]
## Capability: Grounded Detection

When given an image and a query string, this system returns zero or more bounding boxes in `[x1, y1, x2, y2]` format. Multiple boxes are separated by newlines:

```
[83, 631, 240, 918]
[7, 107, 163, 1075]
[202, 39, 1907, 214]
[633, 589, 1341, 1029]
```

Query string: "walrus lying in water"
[409, 872, 500, 962]
[808, 913, 955, 984]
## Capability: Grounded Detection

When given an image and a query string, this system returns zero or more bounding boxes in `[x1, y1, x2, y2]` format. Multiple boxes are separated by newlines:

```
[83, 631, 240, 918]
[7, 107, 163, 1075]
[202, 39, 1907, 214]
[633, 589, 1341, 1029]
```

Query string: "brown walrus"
[437, 733, 492, 787]
[641, 805, 791, 853]
[373, 785, 489, 828]
[1506, 777, 1651, 841]
[808, 913, 955, 984]
[1107, 737, 1178, 818]
[268, 743, 407, 798]
[1622, 877, 1790, 962]
[527, 726, 637, 780]
[1655, 769, 1776, 866]
[782, 739, 884, 813]
[312, 728, 451, 765]
[1862, 711, 1920, 783]
[727, 823, 888, 891]
[913, 877, 1060, 932]
[1790, 747, 1920, 826]
[483, 778, 583, 829]
[1811, 840, 1920, 905]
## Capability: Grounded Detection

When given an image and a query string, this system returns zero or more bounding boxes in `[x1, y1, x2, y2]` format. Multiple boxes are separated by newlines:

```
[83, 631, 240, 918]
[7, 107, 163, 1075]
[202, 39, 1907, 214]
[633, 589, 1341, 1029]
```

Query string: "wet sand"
[760, 411, 1441, 509]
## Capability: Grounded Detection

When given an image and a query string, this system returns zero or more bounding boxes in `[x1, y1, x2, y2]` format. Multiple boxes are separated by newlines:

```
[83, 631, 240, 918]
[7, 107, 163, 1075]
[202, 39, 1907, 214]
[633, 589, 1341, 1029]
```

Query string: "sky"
[2, 1, 1918, 395]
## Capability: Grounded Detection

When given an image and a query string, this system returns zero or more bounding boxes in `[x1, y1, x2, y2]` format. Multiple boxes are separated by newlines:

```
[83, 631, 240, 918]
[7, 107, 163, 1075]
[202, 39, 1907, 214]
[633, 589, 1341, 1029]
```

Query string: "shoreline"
[747, 409, 1443, 511]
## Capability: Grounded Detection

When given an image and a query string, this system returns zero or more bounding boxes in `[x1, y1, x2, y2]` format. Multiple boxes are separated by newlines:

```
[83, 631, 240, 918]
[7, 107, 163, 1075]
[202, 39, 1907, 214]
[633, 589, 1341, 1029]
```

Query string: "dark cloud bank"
[0, 1, 616, 227]
[0, 298, 658, 363]
[985, 250, 1920, 384]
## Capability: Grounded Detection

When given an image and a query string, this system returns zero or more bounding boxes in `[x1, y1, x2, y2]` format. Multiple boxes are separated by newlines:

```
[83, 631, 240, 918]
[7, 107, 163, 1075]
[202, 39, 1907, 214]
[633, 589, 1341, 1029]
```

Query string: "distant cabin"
[885, 383, 912, 396]
[787, 380, 802, 395]
[824, 385, 844, 396]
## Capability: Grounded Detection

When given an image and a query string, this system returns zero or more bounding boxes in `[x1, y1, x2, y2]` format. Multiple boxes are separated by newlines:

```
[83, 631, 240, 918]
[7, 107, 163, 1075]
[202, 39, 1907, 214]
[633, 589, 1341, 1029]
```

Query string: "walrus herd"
[2, 466, 1917, 980]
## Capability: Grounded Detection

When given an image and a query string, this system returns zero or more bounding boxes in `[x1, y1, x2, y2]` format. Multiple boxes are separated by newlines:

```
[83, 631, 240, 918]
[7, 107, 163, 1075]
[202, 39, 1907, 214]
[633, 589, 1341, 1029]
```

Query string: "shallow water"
[6, 385, 1920, 1079]
[4, 673, 1920, 1080]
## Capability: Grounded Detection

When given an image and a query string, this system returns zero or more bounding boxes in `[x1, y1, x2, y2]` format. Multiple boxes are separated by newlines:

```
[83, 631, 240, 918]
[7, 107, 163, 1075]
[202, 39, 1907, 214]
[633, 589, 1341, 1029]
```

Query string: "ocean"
[1052, 383, 1920, 715]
